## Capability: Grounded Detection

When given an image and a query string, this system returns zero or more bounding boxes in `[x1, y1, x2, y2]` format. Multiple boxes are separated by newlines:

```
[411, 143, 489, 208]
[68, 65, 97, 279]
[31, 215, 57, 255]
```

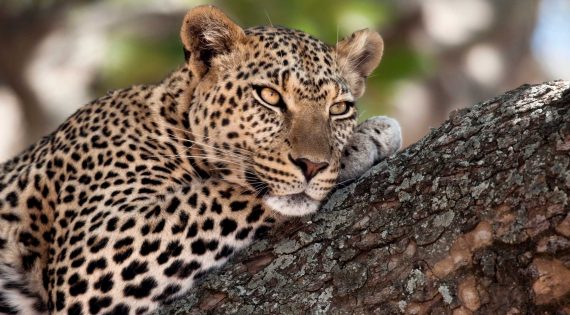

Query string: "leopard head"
[180, 5, 383, 216]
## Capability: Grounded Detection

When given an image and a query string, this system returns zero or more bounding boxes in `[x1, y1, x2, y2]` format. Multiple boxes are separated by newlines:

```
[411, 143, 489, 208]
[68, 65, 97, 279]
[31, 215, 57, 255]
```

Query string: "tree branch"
[161, 81, 570, 314]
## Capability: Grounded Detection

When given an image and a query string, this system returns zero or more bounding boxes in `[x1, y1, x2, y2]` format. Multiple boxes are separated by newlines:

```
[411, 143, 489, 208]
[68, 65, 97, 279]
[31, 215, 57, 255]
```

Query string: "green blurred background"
[1, 0, 568, 161]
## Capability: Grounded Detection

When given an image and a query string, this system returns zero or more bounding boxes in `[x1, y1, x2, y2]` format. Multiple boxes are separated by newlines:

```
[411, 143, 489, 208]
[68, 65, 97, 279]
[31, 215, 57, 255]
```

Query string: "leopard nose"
[289, 154, 329, 182]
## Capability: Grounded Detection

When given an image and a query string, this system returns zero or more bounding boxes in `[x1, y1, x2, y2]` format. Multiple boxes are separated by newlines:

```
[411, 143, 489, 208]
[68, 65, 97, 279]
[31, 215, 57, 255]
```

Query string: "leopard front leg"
[338, 116, 402, 183]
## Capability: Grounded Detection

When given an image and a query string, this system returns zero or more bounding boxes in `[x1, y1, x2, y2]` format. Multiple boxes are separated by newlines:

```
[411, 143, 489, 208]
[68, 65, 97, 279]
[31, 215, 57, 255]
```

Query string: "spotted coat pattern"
[0, 6, 400, 315]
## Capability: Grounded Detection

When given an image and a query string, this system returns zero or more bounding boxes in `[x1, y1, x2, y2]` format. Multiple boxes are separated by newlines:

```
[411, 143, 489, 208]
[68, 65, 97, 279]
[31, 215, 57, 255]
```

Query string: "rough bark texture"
[161, 81, 570, 315]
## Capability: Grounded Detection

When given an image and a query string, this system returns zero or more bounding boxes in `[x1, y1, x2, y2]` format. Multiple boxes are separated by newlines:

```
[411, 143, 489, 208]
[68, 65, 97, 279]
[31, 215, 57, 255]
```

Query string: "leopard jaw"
[262, 193, 320, 217]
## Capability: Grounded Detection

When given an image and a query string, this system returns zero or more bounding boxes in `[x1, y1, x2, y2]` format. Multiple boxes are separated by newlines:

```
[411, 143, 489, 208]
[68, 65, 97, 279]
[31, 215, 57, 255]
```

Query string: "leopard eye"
[253, 86, 281, 106]
[257, 87, 281, 106]
[252, 85, 286, 112]
[330, 101, 351, 116]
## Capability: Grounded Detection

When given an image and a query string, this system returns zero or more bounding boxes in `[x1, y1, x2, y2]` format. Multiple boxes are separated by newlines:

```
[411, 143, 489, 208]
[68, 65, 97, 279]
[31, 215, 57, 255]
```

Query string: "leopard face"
[182, 6, 383, 215]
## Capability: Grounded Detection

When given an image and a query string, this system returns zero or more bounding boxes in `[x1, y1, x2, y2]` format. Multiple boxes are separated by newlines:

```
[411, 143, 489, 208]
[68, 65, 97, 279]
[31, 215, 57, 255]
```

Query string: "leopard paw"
[338, 116, 402, 182]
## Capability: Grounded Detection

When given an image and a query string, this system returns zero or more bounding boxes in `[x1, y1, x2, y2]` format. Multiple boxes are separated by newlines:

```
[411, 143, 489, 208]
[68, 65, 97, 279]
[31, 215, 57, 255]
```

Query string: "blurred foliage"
[97, 33, 182, 93]
[95, 0, 430, 118]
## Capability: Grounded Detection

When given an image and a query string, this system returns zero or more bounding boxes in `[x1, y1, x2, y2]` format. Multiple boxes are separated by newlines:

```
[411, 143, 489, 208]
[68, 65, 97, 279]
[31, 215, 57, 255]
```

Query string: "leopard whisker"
[155, 154, 254, 168]
[162, 133, 251, 159]
[167, 137, 253, 162]
[150, 135, 251, 163]
[209, 167, 268, 197]
[335, 176, 357, 187]
[164, 126, 254, 155]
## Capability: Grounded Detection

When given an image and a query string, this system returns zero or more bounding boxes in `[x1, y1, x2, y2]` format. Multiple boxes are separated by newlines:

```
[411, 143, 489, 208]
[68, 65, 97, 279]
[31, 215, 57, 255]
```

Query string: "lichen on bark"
[160, 81, 570, 315]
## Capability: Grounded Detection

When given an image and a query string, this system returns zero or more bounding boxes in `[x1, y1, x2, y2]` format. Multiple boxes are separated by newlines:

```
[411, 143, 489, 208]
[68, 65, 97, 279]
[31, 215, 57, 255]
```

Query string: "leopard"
[0, 5, 401, 315]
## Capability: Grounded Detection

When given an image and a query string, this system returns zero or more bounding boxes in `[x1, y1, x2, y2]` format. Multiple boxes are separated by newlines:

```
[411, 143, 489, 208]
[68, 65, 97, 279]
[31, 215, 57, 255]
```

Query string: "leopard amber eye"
[329, 101, 350, 116]
[252, 85, 286, 112]
[259, 87, 281, 106]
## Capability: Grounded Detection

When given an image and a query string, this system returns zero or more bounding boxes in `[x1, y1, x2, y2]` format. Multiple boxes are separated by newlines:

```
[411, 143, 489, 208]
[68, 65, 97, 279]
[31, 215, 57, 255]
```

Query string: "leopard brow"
[266, 73, 282, 90]
[334, 82, 354, 102]
[332, 85, 340, 100]
[279, 69, 290, 93]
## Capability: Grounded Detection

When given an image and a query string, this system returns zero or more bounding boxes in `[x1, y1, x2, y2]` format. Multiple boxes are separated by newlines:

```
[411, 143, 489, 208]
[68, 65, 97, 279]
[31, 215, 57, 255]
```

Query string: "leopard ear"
[180, 5, 245, 75]
[335, 29, 384, 98]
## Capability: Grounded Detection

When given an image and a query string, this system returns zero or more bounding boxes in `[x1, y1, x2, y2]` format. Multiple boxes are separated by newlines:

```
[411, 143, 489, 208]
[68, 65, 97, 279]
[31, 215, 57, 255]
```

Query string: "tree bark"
[161, 81, 570, 315]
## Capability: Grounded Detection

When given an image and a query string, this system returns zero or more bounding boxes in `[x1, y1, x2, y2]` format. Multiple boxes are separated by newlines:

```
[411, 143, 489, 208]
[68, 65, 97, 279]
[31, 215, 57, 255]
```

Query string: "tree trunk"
[160, 81, 570, 315]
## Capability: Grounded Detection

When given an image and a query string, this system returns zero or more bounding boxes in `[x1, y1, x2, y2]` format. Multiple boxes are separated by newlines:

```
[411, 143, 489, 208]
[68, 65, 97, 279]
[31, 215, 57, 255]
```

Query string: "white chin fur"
[262, 194, 320, 217]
